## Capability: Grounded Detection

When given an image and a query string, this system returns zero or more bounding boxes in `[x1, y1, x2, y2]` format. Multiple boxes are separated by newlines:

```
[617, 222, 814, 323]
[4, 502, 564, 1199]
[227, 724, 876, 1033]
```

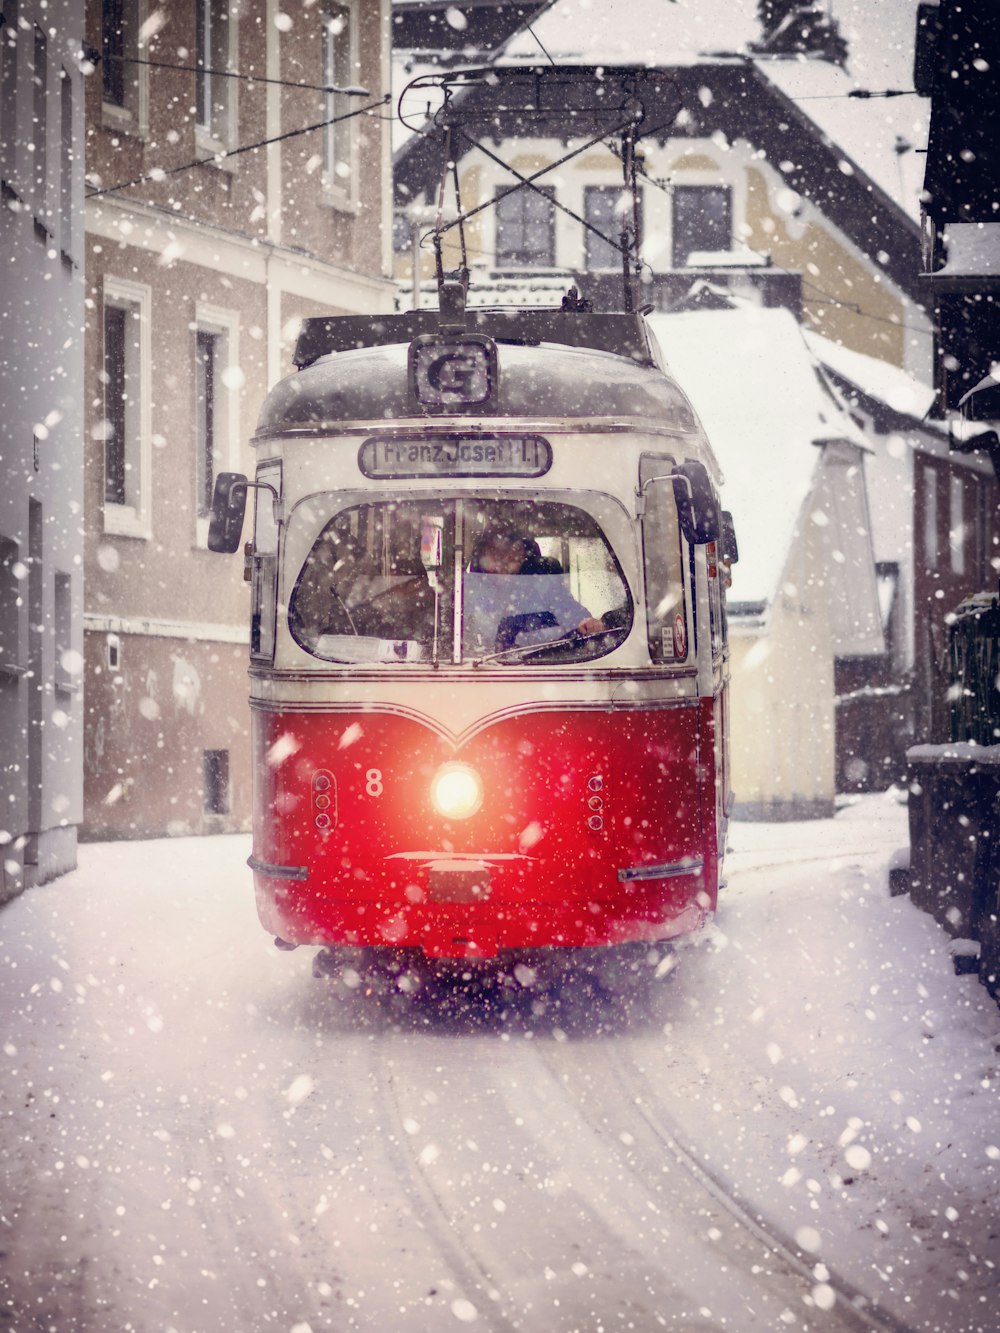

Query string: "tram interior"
[288, 498, 632, 665]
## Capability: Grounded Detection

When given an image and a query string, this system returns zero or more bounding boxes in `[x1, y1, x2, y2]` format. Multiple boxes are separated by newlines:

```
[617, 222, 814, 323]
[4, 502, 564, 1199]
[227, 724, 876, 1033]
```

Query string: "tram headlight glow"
[430, 762, 483, 821]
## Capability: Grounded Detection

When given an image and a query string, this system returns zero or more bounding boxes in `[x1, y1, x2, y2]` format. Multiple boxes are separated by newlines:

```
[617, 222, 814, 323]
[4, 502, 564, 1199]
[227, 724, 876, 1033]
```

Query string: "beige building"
[82, 0, 394, 838]
[648, 307, 885, 818]
[390, 47, 941, 815]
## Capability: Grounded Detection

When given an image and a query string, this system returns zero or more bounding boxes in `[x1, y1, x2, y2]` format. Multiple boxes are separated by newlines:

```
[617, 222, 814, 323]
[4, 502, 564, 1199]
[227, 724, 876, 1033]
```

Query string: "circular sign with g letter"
[673, 612, 687, 660]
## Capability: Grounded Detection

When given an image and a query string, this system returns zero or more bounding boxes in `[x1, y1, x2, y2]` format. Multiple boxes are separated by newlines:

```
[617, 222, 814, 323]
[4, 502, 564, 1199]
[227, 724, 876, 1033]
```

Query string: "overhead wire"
[98, 52, 370, 96]
[85, 96, 389, 199]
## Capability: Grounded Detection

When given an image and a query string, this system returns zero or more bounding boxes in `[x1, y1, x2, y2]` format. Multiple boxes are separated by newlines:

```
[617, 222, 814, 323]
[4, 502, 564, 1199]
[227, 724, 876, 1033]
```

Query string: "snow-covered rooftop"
[647, 305, 867, 609]
[493, 0, 928, 220]
[934, 222, 1000, 278]
[803, 327, 937, 421]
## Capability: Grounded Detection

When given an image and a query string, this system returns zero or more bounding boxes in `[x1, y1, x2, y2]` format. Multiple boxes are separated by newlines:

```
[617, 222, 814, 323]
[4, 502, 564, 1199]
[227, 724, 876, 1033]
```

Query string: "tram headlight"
[430, 762, 483, 821]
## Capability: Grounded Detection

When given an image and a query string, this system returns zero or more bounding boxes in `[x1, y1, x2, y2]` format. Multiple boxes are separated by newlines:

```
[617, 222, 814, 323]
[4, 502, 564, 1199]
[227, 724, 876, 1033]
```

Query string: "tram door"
[620, 460, 704, 872]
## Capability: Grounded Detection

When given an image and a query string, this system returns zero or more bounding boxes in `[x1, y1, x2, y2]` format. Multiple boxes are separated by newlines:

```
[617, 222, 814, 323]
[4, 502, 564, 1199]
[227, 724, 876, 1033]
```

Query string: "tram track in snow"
[537, 1037, 915, 1333]
[371, 1046, 525, 1333]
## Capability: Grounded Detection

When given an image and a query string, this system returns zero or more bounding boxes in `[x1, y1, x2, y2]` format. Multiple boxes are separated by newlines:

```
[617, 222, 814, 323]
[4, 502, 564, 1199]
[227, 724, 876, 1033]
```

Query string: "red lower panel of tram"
[250, 702, 719, 959]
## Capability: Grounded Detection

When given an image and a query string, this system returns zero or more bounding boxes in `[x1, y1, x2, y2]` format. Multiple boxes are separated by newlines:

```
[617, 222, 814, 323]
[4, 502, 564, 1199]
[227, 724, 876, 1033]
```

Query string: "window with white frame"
[321, 1, 357, 207]
[672, 184, 732, 267]
[0, 536, 22, 677]
[949, 472, 966, 576]
[922, 463, 939, 570]
[584, 184, 638, 271]
[195, 0, 236, 148]
[495, 186, 556, 268]
[1, 0, 19, 187]
[31, 24, 47, 222]
[195, 330, 219, 519]
[53, 570, 74, 694]
[102, 0, 147, 126]
[59, 68, 73, 263]
[102, 277, 151, 538]
[193, 305, 239, 545]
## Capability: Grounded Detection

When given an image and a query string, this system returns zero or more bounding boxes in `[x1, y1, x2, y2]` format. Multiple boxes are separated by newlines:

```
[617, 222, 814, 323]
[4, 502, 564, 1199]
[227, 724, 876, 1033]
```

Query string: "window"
[640, 456, 689, 663]
[672, 184, 731, 267]
[102, 0, 133, 109]
[949, 472, 966, 576]
[53, 571, 74, 694]
[59, 68, 73, 262]
[203, 749, 231, 815]
[102, 277, 151, 537]
[193, 305, 238, 544]
[195, 330, 219, 518]
[195, 0, 235, 146]
[495, 187, 555, 268]
[0, 536, 22, 676]
[103, 304, 129, 505]
[922, 463, 939, 569]
[31, 24, 46, 219]
[584, 185, 632, 271]
[321, 2, 356, 206]
[250, 464, 281, 663]
[288, 494, 631, 666]
[392, 211, 411, 254]
[1, 0, 18, 185]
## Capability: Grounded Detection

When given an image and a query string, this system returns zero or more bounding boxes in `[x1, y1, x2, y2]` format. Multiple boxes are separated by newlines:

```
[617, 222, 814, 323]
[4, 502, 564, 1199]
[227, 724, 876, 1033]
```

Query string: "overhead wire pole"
[618, 97, 645, 313]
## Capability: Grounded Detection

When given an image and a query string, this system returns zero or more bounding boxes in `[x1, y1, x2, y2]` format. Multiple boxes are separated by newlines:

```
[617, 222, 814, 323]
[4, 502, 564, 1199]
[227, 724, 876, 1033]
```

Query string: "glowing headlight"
[430, 762, 483, 821]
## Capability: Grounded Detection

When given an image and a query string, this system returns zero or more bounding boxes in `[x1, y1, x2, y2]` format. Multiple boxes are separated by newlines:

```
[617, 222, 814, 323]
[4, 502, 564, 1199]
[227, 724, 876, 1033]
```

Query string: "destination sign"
[359, 435, 552, 479]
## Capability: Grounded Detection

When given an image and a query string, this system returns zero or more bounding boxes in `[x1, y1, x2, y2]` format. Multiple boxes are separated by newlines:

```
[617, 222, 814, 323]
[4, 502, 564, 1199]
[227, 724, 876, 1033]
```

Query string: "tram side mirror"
[208, 472, 249, 553]
[721, 510, 739, 564]
[673, 459, 721, 545]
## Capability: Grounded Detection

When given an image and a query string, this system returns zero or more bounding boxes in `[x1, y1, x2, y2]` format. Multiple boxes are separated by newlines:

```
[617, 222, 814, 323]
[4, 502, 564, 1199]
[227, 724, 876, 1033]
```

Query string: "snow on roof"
[646, 306, 867, 609]
[496, 0, 928, 219]
[803, 328, 937, 420]
[933, 222, 1000, 278]
[500, 0, 760, 66]
[756, 58, 928, 223]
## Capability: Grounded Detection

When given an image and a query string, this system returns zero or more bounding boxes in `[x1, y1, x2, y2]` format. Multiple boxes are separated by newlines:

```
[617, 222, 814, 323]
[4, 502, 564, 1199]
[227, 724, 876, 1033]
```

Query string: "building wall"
[913, 448, 998, 741]
[82, 0, 394, 840]
[0, 0, 86, 895]
[395, 133, 933, 378]
[728, 474, 838, 819]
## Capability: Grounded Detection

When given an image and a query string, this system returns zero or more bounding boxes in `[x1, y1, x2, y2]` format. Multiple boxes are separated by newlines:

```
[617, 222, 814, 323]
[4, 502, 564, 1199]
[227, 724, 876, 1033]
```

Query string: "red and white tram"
[210, 291, 735, 972]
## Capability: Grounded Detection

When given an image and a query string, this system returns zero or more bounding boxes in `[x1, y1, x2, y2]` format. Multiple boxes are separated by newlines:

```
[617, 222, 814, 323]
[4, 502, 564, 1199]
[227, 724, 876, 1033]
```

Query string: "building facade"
[82, 0, 394, 839]
[0, 0, 87, 896]
[393, 59, 933, 379]
[912, 0, 1000, 740]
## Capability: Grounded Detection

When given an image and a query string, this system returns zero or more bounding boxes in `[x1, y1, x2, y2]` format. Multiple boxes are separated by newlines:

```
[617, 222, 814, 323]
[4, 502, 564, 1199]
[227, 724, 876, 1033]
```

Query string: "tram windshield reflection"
[288, 497, 632, 665]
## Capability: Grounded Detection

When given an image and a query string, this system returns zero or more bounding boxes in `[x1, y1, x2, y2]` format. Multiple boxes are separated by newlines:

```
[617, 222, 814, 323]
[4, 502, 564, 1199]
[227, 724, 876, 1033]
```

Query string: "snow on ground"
[1, 791, 997, 1331]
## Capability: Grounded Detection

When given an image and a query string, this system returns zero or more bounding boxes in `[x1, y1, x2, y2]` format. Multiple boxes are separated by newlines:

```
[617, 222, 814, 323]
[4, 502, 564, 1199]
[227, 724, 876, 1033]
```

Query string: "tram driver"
[465, 528, 606, 654]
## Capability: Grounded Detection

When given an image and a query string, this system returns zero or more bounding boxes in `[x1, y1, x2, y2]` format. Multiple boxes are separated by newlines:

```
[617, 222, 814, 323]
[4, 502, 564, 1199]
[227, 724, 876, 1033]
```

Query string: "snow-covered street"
[2, 792, 997, 1333]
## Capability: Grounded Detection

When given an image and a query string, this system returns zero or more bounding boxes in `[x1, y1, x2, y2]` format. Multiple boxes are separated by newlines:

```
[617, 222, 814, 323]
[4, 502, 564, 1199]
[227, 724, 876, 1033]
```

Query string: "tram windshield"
[289, 497, 632, 666]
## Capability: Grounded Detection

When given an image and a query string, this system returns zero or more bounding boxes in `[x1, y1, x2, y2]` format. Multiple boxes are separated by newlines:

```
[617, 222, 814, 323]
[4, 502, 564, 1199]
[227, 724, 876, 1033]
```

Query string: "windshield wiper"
[472, 629, 591, 668]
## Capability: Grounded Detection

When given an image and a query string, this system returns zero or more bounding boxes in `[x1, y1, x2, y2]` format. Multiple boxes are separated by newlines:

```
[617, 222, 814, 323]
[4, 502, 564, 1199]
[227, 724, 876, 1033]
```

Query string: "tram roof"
[292, 308, 653, 369]
[257, 310, 700, 436]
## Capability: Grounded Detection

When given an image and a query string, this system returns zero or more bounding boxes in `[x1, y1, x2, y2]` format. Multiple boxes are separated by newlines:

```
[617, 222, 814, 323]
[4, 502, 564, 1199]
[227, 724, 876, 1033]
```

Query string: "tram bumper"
[253, 851, 712, 961]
